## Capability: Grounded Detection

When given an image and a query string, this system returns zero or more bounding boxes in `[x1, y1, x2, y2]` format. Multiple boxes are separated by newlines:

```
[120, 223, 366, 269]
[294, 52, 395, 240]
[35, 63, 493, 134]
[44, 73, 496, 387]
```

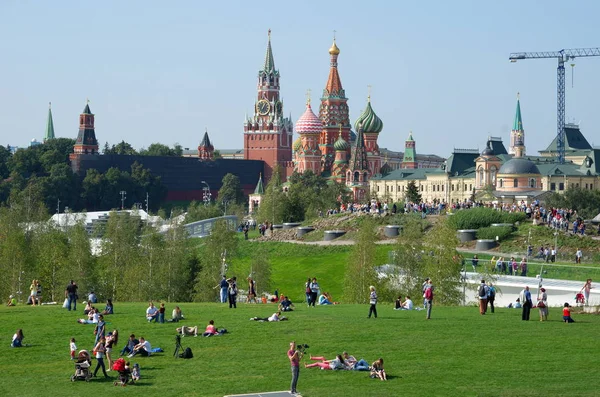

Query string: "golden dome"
[329, 39, 340, 55]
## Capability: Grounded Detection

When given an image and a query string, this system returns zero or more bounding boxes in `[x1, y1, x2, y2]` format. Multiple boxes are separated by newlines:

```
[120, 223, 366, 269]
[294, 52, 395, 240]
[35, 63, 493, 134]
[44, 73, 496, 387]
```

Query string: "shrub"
[447, 207, 504, 230]
[476, 226, 513, 241]
[501, 212, 526, 224]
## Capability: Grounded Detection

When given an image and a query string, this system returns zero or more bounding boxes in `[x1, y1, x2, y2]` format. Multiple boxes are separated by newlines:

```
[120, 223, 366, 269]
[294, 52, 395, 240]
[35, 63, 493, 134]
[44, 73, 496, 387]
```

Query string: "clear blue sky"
[1, 0, 599, 156]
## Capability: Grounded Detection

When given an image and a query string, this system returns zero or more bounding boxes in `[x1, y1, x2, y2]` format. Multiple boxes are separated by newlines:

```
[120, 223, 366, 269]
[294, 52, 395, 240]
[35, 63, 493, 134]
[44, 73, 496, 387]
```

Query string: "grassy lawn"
[1, 302, 598, 397]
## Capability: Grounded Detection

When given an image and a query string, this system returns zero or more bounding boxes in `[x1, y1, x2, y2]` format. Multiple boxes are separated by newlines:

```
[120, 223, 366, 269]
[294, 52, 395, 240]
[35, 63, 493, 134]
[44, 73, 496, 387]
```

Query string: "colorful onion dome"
[293, 136, 302, 152]
[354, 100, 383, 134]
[329, 39, 340, 55]
[334, 133, 349, 151]
[295, 103, 322, 134]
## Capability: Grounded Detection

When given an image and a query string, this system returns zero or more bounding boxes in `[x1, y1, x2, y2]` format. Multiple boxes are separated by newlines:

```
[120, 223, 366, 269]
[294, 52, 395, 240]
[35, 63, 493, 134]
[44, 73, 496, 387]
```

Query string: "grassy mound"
[448, 207, 526, 230]
[1, 302, 597, 397]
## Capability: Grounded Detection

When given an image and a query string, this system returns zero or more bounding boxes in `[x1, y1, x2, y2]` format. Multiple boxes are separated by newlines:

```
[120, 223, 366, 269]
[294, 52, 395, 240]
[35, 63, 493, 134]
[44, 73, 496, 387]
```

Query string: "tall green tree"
[104, 141, 138, 155]
[391, 215, 427, 300]
[32, 223, 69, 302]
[257, 166, 288, 224]
[97, 211, 142, 300]
[160, 219, 191, 301]
[193, 220, 238, 302]
[218, 173, 244, 205]
[422, 219, 463, 305]
[343, 217, 379, 303]
[139, 143, 182, 157]
[405, 180, 422, 203]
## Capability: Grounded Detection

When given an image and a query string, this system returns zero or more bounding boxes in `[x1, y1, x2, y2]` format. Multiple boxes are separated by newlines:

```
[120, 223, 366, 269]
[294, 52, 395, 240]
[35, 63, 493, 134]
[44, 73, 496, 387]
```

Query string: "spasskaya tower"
[243, 30, 294, 181]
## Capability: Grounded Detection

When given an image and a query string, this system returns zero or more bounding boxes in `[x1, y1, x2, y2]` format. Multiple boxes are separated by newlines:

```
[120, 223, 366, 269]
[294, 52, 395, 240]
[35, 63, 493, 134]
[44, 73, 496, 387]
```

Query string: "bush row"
[448, 207, 526, 230]
[476, 226, 514, 241]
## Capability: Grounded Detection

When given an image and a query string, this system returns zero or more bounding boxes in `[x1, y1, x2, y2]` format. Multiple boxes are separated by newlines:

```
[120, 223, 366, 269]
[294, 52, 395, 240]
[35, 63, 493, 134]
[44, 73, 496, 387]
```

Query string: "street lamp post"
[201, 181, 211, 206]
[119, 190, 127, 210]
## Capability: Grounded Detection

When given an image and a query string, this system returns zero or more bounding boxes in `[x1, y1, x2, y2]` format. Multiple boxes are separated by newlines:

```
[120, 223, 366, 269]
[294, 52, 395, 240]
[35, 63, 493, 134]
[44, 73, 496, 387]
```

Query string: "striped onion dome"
[334, 133, 349, 151]
[295, 103, 322, 134]
[293, 136, 302, 151]
[354, 100, 383, 134]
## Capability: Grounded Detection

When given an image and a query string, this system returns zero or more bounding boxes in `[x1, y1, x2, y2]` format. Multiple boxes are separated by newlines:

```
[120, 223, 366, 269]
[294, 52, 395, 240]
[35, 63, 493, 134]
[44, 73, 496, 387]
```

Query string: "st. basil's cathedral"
[243, 31, 386, 201]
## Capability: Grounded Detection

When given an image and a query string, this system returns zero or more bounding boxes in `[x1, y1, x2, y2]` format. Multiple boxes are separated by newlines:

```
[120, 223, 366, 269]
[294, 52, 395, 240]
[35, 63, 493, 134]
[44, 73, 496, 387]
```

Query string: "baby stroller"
[112, 358, 131, 386]
[71, 350, 92, 382]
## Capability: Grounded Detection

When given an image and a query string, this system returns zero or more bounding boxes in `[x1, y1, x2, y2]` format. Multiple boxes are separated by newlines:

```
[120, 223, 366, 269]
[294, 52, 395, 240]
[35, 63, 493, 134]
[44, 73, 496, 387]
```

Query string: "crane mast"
[509, 48, 600, 164]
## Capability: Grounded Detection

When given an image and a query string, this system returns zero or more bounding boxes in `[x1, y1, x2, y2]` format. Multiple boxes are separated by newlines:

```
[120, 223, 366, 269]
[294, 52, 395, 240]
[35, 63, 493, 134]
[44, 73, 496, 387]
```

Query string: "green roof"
[44, 104, 55, 141]
[263, 32, 275, 73]
[541, 125, 592, 153]
[513, 98, 523, 131]
[83, 103, 92, 114]
[253, 174, 264, 194]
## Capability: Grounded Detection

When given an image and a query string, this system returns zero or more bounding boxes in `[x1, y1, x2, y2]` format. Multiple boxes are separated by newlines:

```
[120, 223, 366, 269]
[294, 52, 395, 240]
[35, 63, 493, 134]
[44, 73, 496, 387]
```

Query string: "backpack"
[489, 287, 495, 299]
[112, 358, 126, 372]
[424, 287, 433, 300]
[180, 347, 193, 359]
[478, 285, 487, 298]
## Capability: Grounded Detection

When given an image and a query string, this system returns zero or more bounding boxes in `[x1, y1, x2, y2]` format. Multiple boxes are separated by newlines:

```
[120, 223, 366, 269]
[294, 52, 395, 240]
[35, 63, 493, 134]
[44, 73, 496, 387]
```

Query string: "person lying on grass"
[342, 352, 370, 371]
[176, 326, 198, 337]
[305, 354, 345, 370]
[250, 311, 288, 322]
[370, 358, 387, 381]
[202, 320, 227, 336]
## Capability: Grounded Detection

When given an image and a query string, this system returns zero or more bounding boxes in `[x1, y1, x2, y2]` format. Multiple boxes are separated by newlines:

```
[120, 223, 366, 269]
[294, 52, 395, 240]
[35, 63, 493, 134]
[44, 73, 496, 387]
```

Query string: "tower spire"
[44, 102, 55, 142]
[263, 29, 275, 73]
[510, 93, 526, 157]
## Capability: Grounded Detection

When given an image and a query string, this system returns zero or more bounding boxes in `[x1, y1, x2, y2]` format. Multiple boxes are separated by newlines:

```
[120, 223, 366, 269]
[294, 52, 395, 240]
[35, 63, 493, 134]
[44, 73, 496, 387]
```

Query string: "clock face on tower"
[257, 99, 270, 115]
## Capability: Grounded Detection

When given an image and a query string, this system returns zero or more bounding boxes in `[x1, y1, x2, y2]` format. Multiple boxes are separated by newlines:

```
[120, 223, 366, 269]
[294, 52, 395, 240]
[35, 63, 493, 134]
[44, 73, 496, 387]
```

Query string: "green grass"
[1, 302, 598, 397]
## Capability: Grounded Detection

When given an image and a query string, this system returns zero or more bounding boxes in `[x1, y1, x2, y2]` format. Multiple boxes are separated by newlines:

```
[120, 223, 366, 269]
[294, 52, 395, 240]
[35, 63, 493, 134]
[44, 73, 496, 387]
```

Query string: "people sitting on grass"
[7, 294, 16, 306]
[146, 302, 159, 322]
[176, 326, 199, 337]
[77, 307, 99, 324]
[202, 320, 227, 336]
[394, 296, 402, 310]
[278, 296, 295, 312]
[170, 306, 183, 322]
[128, 337, 151, 357]
[563, 303, 575, 323]
[370, 358, 387, 381]
[102, 299, 113, 315]
[83, 301, 93, 315]
[401, 296, 413, 310]
[11, 329, 24, 347]
[319, 293, 332, 305]
[305, 354, 345, 370]
[120, 334, 139, 356]
[250, 311, 288, 322]
[342, 352, 370, 371]
[88, 291, 98, 304]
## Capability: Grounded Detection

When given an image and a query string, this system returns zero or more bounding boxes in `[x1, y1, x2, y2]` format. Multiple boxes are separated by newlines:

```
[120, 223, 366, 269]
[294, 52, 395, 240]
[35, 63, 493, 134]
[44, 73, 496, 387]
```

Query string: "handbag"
[537, 301, 546, 308]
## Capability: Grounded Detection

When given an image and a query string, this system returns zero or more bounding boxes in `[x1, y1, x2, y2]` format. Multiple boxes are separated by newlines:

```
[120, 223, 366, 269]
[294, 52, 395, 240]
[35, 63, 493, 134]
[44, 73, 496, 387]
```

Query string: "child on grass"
[70, 338, 77, 360]
[563, 302, 575, 323]
[132, 363, 140, 381]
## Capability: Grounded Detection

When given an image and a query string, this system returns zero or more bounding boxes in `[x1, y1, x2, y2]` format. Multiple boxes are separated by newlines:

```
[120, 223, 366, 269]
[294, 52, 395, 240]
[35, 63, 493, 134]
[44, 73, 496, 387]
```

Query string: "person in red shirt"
[562, 303, 575, 323]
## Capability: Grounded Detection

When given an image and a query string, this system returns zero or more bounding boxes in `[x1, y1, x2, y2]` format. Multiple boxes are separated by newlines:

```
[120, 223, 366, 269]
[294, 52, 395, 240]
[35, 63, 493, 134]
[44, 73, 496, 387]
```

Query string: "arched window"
[490, 166, 497, 185]
[513, 178, 518, 188]
[354, 171, 359, 181]
[478, 167, 484, 187]
[499, 179, 503, 188]
[529, 178, 536, 188]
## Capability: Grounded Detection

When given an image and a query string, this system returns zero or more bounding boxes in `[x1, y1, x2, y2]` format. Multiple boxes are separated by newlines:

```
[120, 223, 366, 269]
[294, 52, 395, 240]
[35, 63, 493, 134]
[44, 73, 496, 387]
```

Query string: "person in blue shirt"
[218, 276, 228, 304]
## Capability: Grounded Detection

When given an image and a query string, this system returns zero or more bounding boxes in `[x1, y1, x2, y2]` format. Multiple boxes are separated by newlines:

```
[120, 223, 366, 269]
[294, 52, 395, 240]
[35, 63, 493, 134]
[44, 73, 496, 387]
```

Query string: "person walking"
[367, 286, 377, 319]
[487, 282, 496, 314]
[471, 255, 479, 272]
[228, 277, 238, 309]
[93, 336, 109, 378]
[478, 280, 488, 315]
[309, 278, 319, 308]
[94, 314, 106, 347]
[65, 280, 78, 311]
[537, 288, 548, 321]
[305, 278, 312, 306]
[519, 286, 532, 321]
[424, 279, 434, 319]
[575, 249, 582, 264]
[582, 279, 593, 306]
[288, 341, 300, 395]
[422, 277, 430, 309]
